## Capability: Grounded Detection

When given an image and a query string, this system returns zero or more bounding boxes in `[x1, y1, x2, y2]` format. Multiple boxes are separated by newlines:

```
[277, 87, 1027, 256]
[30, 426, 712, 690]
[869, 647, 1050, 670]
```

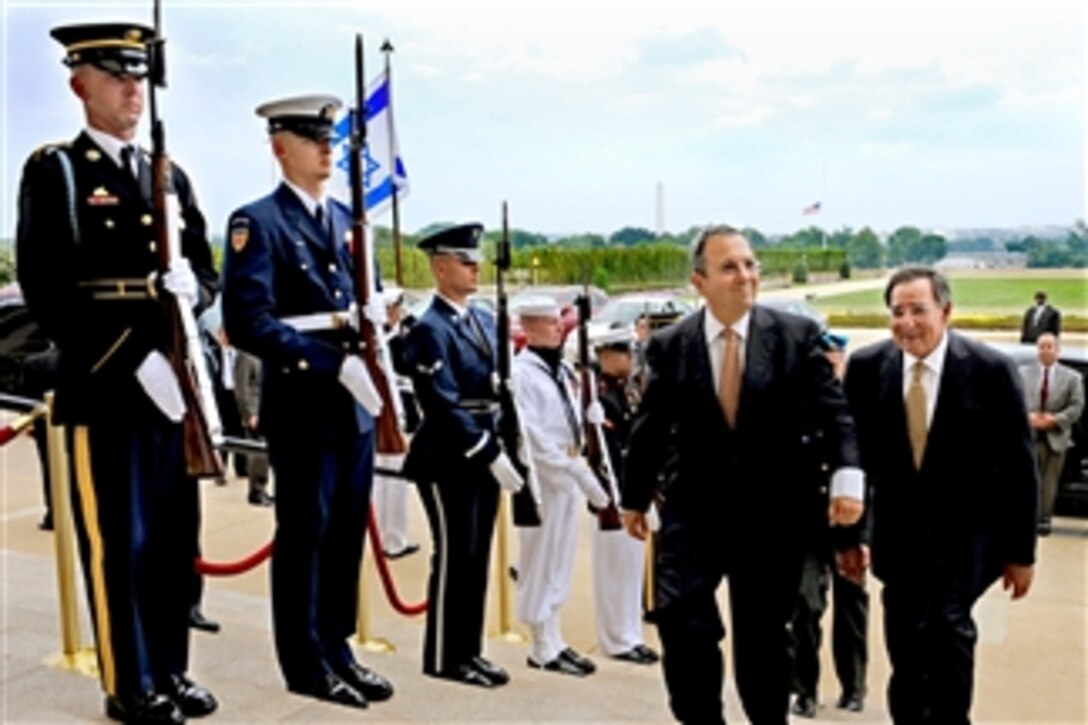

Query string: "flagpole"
[381, 38, 404, 286]
[821, 162, 827, 251]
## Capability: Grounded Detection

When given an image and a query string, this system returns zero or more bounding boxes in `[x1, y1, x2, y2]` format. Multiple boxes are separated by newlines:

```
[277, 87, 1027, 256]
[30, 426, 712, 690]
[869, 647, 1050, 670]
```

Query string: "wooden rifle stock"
[148, 3, 222, 479]
[350, 33, 406, 454]
[497, 202, 540, 526]
[576, 291, 622, 531]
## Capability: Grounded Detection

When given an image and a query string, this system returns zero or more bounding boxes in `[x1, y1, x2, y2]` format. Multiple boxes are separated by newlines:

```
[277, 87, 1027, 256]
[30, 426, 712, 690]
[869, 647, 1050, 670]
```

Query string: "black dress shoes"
[471, 656, 510, 685]
[528, 655, 589, 677]
[431, 662, 497, 688]
[791, 693, 817, 718]
[611, 644, 659, 665]
[167, 674, 218, 717]
[383, 542, 421, 560]
[336, 662, 394, 702]
[248, 488, 274, 506]
[289, 671, 368, 709]
[837, 692, 864, 712]
[559, 647, 596, 674]
[105, 691, 183, 724]
[188, 606, 220, 634]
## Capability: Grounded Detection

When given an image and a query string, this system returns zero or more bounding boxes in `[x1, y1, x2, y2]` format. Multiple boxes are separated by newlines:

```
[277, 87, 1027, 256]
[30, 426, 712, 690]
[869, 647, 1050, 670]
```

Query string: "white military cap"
[255, 94, 342, 141]
[381, 285, 405, 306]
[514, 295, 560, 319]
[591, 327, 634, 350]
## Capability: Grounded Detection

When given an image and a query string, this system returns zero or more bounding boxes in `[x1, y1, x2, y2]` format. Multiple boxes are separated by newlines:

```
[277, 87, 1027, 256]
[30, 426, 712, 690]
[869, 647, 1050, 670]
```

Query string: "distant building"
[934, 252, 1028, 270]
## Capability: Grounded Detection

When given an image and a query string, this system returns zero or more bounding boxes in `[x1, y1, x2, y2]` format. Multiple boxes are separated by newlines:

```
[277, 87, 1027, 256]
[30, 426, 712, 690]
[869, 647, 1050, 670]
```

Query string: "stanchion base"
[43, 648, 99, 678]
[489, 628, 528, 644]
[355, 636, 396, 654]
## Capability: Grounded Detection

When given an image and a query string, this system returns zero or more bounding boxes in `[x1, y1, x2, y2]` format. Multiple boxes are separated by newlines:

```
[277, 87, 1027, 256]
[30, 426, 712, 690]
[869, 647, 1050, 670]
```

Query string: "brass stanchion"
[643, 528, 655, 614]
[491, 495, 526, 642]
[42, 392, 98, 676]
[355, 544, 395, 653]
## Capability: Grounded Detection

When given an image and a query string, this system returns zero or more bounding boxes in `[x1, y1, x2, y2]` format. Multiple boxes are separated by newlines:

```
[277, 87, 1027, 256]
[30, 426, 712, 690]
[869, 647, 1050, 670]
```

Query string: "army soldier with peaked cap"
[221, 95, 393, 710]
[16, 22, 218, 724]
[402, 223, 525, 688]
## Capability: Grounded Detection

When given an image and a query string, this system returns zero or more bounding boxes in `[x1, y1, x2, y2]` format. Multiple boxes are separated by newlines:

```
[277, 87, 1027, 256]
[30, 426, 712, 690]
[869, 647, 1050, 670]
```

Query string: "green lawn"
[814, 277, 1086, 314]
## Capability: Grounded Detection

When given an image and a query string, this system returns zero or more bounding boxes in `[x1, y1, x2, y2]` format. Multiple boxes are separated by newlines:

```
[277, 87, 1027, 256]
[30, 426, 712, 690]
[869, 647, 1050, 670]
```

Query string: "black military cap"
[50, 22, 153, 78]
[256, 94, 342, 142]
[417, 223, 484, 263]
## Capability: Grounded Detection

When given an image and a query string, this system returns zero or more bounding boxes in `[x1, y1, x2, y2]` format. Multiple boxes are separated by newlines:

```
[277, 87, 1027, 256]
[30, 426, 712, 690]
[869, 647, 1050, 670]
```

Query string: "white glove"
[338, 355, 383, 417]
[161, 257, 198, 308]
[574, 464, 611, 509]
[646, 502, 662, 532]
[136, 350, 187, 422]
[363, 294, 387, 328]
[489, 452, 526, 493]
[584, 400, 605, 426]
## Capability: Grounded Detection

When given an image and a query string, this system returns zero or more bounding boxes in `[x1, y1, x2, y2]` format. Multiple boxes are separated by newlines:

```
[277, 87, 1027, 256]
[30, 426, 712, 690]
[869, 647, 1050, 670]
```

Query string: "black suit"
[1020, 303, 1061, 343]
[624, 306, 860, 724]
[844, 333, 1038, 724]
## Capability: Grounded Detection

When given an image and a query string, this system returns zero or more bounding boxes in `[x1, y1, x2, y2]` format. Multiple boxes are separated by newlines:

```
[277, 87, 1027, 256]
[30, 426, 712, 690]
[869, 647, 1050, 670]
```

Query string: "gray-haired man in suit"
[1020, 333, 1084, 535]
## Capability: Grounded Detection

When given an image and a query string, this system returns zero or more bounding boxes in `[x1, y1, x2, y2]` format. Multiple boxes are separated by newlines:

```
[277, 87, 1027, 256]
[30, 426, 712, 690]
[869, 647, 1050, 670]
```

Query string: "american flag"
[802, 201, 822, 215]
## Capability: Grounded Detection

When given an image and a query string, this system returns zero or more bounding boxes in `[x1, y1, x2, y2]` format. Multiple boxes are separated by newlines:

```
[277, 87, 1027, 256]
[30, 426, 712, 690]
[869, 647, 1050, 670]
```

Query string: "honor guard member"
[16, 22, 218, 723]
[590, 329, 660, 666]
[402, 223, 525, 688]
[512, 296, 611, 676]
[221, 94, 393, 710]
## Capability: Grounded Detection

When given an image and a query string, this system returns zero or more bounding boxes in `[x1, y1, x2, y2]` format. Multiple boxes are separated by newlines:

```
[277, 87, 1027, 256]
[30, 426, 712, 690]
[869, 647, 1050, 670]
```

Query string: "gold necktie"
[906, 361, 927, 469]
[719, 328, 741, 428]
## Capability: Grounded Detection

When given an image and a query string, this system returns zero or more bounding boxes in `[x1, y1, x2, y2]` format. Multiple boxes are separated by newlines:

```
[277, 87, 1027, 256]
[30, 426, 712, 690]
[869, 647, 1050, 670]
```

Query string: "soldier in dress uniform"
[590, 329, 660, 666]
[221, 95, 393, 710]
[512, 296, 610, 677]
[402, 223, 525, 688]
[16, 22, 218, 723]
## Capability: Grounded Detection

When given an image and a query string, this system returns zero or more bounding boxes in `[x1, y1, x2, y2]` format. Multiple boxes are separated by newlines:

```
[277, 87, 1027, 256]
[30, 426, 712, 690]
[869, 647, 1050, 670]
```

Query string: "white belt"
[280, 304, 358, 333]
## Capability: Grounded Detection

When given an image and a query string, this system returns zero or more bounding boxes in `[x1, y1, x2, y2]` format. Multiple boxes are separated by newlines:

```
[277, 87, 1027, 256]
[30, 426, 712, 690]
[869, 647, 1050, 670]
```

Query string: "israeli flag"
[328, 70, 409, 219]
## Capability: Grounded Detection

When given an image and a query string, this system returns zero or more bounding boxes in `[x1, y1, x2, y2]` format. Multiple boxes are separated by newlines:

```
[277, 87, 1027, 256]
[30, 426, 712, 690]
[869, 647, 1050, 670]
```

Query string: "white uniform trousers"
[517, 480, 580, 664]
[592, 527, 647, 655]
[373, 455, 410, 553]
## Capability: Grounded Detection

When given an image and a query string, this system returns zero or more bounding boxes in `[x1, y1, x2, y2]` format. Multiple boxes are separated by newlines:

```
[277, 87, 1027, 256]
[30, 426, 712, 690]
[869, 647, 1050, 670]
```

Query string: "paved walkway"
[2, 414, 1086, 722]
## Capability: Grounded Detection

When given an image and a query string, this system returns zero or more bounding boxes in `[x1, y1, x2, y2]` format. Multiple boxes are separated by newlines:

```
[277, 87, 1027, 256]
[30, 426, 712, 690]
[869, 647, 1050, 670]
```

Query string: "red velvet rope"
[367, 505, 428, 616]
[194, 541, 273, 576]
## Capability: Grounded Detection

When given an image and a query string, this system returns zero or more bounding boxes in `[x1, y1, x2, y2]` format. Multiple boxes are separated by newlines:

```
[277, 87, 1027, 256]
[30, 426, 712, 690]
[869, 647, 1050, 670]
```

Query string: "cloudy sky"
[1, 0, 1084, 239]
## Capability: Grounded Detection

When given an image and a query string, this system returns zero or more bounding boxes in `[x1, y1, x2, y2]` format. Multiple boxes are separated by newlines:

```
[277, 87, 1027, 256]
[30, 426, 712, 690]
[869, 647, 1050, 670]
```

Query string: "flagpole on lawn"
[821, 162, 827, 251]
[381, 38, 404, 286]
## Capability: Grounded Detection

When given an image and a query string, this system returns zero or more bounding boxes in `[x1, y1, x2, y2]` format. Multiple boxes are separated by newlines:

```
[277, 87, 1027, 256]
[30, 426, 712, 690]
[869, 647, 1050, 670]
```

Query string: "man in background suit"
[1020, 290, 1061, 343]
[1020, 332, 1084, 536]
[842, 266, 1038, 724]
[622, 225, 864, 724]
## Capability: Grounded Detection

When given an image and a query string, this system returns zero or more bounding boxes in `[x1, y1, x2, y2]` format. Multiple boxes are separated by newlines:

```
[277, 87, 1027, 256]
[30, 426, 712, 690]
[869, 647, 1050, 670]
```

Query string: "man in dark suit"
[622, 225, 864, 724]
[842, 266, 1038, 724]
[222, 94, 392, 710]
[402, 223, 525, 688]
[1020, 290, 1061, 343]
[16, 22, 219, 724]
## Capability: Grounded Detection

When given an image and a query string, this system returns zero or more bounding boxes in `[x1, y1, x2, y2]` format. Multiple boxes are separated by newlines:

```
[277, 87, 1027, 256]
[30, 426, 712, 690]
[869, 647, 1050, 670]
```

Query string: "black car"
[0, 284, 51, 396]
[986, 341, 1088, 517]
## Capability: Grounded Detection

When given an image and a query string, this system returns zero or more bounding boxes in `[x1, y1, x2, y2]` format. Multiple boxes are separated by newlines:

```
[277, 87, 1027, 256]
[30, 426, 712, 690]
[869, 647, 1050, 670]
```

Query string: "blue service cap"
[256, 94, 342, 142]
[417, 223, 484, 263]
[51, 22, 153, 78]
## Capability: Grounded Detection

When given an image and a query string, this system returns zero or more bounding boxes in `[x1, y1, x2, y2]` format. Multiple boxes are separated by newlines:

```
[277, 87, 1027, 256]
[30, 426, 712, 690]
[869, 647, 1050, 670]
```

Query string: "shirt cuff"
[830, 467, 865, 501]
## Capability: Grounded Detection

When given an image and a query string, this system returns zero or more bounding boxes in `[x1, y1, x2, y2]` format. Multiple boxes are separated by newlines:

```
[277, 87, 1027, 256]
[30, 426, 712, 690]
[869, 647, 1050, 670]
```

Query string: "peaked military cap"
[50, 22, 153, 78]
[256, 94, 342, 142]
[514, 294, 560, 319]
[417, 223, 484, 263]
[592, 328, 634, 352]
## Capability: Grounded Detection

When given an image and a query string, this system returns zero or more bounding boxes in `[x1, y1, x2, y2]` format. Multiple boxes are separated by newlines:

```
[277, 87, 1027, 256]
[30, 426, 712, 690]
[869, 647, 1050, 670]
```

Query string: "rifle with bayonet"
[148, 0, 223, 478]
[576, 288, 622, 530]
[496, 202, 541, 526]
[349, 33, 406, 454]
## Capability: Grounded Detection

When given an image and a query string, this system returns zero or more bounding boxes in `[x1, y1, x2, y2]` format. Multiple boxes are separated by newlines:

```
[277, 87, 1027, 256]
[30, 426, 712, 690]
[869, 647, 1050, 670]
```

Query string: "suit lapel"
[925, 333, 970, 471]
[742, 306, 775, 419]
[74, 132, 147, 207]
[434, 296, 491, 361]
[878, 343, 915, 470]
[1022, 363, 1041, 411]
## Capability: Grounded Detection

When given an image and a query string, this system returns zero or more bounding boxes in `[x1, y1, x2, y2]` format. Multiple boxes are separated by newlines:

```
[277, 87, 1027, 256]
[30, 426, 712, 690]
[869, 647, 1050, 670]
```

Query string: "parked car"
[564, 292, 694, 361]
[755, 296, 828, 331]
[984, 341, 1088, 517]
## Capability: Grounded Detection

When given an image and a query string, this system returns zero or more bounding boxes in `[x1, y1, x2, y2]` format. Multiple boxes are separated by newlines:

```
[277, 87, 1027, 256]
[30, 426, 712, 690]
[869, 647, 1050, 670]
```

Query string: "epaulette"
[30, 141, 71, 162]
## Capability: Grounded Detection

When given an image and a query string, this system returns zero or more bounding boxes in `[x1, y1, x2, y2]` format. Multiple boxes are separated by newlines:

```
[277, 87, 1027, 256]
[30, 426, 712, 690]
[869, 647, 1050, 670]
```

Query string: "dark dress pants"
[68, 411, 195, 699]
[265, 409, 375, 688]
[417, 469, 499, 675]
[882, 580, 978, 725]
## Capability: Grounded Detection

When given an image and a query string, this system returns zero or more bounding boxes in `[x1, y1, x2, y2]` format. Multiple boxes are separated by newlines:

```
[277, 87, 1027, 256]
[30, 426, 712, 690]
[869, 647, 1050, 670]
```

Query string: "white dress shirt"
[901, 331, 949, 429]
